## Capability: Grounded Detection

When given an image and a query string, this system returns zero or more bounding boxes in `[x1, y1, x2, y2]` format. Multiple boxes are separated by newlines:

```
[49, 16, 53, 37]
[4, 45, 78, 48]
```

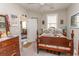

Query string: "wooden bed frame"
[37, 30, 74, 56]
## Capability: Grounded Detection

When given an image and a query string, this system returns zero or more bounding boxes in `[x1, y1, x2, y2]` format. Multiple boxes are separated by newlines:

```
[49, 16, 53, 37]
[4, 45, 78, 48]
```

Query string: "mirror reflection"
[0, 15, 6, 37]
[71, 13, 79, 27]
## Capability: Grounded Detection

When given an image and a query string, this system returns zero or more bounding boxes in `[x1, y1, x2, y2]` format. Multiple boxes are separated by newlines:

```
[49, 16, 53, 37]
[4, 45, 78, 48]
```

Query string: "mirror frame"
[71, 13, 79, 28]
[0, 15, 10, 36]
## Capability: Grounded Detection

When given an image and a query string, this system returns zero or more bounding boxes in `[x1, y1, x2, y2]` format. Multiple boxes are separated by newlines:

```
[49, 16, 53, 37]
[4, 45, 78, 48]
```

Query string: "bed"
[37, 28, 74, 55]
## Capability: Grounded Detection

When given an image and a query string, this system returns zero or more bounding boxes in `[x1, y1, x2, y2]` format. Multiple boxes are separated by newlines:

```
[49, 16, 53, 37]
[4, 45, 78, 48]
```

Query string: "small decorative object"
[60, 20, 64, 24]
[22, 14, 27, 17]
[7, 31, 11, 37]
[42, 20, 45, 25]
[2, 32, 7, 37]
[7, 31, 11, 35]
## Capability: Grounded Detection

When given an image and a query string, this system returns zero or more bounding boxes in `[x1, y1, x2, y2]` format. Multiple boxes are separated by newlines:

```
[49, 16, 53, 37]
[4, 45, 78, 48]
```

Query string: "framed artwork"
[42, 20, 45, 25]
[60, 20, 64, 24]
[11, 14, 18, 26]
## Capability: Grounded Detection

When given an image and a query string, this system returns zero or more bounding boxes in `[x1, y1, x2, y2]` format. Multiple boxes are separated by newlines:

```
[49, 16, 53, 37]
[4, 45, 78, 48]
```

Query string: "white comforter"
[39, 33, 66, 38]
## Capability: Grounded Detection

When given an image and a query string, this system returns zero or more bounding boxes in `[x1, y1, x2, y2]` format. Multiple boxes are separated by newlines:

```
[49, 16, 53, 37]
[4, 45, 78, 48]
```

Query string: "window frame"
[46, 14, 58, 29]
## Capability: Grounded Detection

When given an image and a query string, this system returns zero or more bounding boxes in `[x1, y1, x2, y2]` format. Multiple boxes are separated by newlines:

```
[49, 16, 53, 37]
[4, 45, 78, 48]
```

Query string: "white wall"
[67, 4, 79, 55]
[0, 3, 27, 55]
[25, 10, 42, 35]
[38, 9, 67, 34]
[24, 8, 68, 35]
[0, 3, 27, 36]
[0, 3, 42, 55]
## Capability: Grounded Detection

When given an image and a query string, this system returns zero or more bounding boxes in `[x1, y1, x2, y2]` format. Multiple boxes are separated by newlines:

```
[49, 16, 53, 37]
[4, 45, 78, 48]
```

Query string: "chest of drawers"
[0, 36, 20, 56]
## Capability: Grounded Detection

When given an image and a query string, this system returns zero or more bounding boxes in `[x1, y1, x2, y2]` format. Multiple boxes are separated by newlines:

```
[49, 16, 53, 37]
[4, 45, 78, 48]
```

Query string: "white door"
[27, 18, 37, 42]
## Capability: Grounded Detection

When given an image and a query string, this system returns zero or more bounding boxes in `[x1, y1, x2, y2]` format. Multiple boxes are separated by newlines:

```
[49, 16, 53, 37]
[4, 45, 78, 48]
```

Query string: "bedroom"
[0, 3, 79, 56]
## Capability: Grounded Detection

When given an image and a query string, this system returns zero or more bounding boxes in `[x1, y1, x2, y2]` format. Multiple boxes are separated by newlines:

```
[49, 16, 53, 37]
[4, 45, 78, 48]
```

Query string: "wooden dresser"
[0, 36, 20, 56]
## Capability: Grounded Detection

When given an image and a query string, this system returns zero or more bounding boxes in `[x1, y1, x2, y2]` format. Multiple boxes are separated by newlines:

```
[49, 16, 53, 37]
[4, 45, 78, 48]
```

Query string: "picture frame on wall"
[42, 20, 45, 25]
[60, 20, 64, 24]
[11, 14, 18, 27]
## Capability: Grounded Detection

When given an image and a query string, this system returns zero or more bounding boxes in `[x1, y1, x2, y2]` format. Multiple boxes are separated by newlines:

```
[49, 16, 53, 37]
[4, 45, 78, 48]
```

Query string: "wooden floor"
[23, 42, 32, 48]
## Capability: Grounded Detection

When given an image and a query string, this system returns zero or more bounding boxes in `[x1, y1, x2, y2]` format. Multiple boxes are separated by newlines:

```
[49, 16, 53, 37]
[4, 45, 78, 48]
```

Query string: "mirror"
[71, 13, 79, 27]
[0, 15, 10, 37]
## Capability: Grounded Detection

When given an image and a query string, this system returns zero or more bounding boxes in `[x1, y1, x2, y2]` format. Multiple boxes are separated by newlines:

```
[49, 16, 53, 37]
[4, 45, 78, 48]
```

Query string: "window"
[47, 14, 57, 28]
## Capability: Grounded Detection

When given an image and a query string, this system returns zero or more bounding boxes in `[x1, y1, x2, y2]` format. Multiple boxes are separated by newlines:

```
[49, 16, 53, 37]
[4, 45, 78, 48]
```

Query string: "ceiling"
[19, 3, 72, 13]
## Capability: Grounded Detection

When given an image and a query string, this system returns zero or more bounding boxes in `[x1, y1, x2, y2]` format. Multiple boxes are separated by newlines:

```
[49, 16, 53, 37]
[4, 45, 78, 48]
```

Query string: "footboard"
[37, 30, 74, 56]
[37, 36, 73, 55]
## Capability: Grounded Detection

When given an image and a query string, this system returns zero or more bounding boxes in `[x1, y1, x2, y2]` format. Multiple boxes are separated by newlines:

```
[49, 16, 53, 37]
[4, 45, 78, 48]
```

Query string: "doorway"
[20, 20, 27, 45]
[21, 18, 37, 55]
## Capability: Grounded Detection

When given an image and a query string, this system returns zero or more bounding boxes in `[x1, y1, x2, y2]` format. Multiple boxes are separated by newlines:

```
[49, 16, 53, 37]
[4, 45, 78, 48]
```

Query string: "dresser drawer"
[0, 44, 20, 56]
[1, 39, 19, 47]
[0, 36, 20, 56]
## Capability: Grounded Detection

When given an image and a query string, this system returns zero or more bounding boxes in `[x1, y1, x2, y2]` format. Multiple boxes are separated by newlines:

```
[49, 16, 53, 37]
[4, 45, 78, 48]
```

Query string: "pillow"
[48, 27, 55, 33]
[43, 29, 50, 34]
[43, 27, 56, 34]
[55, 28, 63, 34]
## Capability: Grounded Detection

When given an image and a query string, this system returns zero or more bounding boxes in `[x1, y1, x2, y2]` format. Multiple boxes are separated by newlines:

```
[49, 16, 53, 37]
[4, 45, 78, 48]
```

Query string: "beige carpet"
[23, 42, 32, 48]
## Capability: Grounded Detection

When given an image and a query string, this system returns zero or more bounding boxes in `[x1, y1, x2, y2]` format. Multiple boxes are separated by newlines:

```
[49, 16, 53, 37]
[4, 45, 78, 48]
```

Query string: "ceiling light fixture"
[40, 3, 45, 5]
[50, 7, 54, 9]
